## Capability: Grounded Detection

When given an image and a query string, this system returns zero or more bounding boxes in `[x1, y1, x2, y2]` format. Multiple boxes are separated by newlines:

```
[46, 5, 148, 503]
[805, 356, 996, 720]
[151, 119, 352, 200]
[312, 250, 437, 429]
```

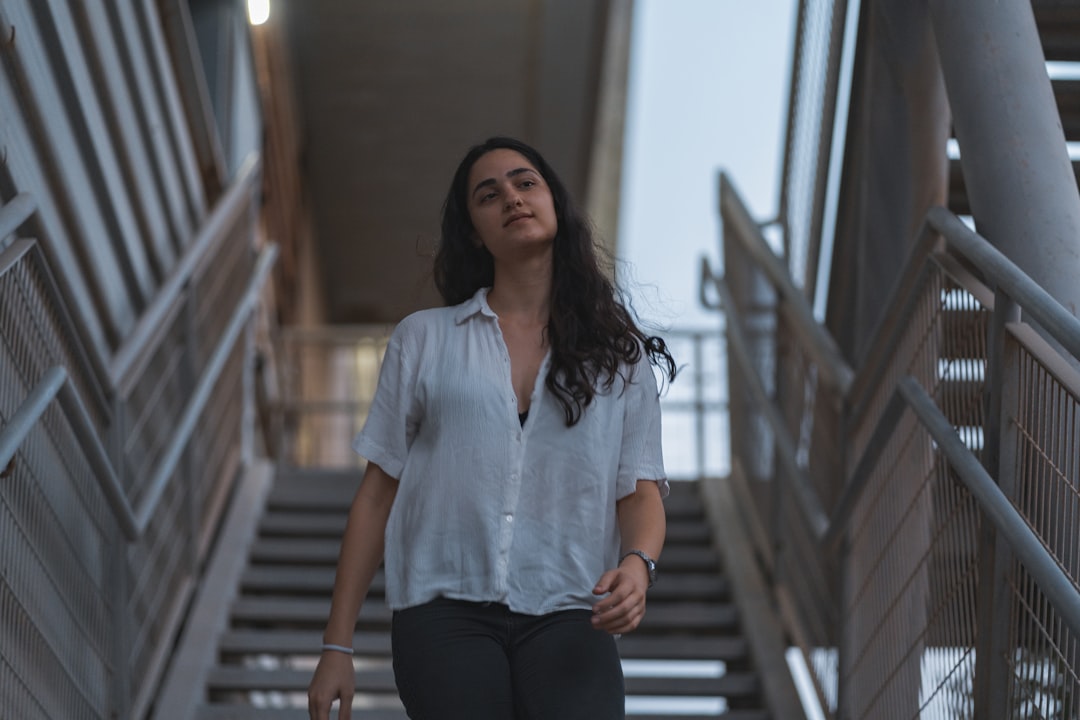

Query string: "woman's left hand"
[590, 560, 650, 634]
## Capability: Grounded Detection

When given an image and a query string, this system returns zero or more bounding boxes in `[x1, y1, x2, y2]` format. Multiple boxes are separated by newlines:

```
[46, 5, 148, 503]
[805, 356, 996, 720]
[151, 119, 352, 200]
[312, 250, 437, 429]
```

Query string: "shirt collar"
[454, 287, 497, 324]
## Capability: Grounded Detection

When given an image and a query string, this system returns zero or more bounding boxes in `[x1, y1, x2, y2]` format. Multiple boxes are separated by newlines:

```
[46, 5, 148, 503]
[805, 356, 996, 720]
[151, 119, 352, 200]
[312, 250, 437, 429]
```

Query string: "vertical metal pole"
[243, 311, 256, 466]
[928, 0, 1080, 325]
[694, 332, 706, 481]
[107, 397, 132, 719]
[242, 190, 260, 469]
[973, 292, 1021, 715]
[836, 536, 852, 720]
[181, 283, 200, 574]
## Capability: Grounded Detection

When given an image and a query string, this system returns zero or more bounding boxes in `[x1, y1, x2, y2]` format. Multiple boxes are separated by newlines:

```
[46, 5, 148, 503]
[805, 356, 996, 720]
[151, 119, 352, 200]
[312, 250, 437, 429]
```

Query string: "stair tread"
[249, 539, 721, 570]
[198, 708, 406, 720]
[206, 666, 761, 697]
[197, 709, 768, 720]
[239, 565, 728, 601]
[231, 596, 740, 632]
[197, 708, 769, 720]
[218, 628, 750, 661]
[259, 511, 715, 544]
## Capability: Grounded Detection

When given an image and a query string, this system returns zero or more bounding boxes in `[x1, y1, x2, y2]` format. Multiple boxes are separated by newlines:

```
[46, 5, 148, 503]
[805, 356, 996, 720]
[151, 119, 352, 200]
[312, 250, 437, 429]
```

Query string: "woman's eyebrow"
[471, 168, 538, 196]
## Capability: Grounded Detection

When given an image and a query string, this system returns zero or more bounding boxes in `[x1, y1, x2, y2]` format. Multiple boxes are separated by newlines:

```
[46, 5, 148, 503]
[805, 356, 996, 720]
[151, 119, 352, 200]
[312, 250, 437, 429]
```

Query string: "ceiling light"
[248, 0, 270, 26]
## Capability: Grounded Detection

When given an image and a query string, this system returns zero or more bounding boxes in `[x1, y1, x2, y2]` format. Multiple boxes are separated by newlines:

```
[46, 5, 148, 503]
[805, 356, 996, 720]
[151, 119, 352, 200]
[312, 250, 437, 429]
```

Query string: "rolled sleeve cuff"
[351, 433, 404, 480]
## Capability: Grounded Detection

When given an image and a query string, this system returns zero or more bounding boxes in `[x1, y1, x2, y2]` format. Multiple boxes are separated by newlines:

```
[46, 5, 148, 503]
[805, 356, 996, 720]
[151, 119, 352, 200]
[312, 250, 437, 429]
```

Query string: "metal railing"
[272, 325, 729, 479]
[705, 174, 1080, 718]
[0, 183, 276, 718]
[0, 245, 277, 538]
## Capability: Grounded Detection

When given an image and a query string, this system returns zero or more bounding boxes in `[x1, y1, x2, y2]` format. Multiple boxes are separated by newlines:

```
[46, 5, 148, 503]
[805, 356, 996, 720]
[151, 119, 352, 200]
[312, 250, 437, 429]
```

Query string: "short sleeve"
[616, 357, 668, 499]
[351, 320, 422, 479]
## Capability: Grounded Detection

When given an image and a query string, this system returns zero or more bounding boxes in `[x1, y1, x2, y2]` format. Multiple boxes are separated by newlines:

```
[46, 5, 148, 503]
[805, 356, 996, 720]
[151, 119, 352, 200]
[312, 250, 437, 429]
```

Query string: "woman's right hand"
[308, 651, 356, 720]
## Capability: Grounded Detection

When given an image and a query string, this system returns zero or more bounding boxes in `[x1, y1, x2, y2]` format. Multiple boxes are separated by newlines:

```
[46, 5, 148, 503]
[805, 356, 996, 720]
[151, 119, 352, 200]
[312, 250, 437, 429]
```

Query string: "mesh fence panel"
[0, 240, 118, 719]
[1004, 331, 1080, 718]
[843, 415, 980, 719]
[0, 410, 118, 720]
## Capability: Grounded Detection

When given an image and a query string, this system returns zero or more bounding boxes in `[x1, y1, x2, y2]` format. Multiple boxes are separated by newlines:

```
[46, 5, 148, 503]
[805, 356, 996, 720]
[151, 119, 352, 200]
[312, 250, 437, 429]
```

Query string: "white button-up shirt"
[353, 288, 668, 615]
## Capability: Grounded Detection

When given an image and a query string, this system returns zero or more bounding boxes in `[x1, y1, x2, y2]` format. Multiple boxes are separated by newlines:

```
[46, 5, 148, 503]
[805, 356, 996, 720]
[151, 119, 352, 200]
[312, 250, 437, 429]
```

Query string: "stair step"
[249, 539, 720, 570]
[1034, 3, 1080, 61]
[239, 566, 728, 602]
[258, 511, 714, 544]
[206, 666, 761, 698]
[217, 628, 749, 662]
[1052, 78, 1080, 137]
[198, 710, 769, 720]
[230, 597, 740, 634]
[219, 629, 393, 657]
[198, 708, 406, 720]
[617, 633, 749, 661]
[231, 597, 389, 627]
[197, 707, 768, 720]
[208, 666, 398, 694]
[266, 477, 707, 516]
[268, 478, 359, 510]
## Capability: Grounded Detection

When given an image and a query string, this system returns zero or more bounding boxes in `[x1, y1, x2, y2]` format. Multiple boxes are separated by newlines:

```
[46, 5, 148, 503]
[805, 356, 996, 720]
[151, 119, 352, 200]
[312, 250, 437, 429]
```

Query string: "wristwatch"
[621, 549, 657, 587]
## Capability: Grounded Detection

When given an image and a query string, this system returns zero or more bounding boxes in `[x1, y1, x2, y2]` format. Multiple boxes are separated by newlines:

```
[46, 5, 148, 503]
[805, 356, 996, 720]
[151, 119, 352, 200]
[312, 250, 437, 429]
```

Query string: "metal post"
[181, 282, 200, 575]
[693, 333, 706, 480]
[928, 0, 1080, 326]
[107, 396, 132, 719]
[973, 292, 1020, 715]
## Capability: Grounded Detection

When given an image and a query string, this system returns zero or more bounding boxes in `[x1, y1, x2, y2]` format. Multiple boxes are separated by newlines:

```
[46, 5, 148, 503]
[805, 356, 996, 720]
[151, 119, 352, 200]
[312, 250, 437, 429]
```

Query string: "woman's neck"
[488, 256, 552, 325]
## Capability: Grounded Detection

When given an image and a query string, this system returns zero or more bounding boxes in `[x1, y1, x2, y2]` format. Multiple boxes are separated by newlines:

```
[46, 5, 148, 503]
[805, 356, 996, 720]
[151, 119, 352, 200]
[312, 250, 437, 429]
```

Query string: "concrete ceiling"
[280, 0, 619, 323]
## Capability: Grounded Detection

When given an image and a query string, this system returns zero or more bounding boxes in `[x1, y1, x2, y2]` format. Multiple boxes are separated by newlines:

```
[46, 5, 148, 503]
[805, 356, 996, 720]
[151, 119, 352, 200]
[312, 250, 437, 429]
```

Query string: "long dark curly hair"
[434, 136, 676, 426]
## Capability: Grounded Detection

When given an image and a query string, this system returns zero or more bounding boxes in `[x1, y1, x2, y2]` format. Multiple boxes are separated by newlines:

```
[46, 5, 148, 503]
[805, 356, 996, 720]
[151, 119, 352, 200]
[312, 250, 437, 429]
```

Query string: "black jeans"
[391, 597, 625, 720]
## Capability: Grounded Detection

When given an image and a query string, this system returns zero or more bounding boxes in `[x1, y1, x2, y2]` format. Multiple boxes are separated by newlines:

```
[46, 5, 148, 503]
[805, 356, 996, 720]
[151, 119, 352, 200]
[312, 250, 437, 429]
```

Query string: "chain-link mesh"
[843, 409, 982, 719]
[1003, 331, 1080, 718]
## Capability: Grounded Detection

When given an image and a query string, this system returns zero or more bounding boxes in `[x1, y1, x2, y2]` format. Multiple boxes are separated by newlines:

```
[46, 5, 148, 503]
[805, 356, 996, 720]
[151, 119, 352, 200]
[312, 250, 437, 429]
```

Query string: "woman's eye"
[520, 180, 535, 189]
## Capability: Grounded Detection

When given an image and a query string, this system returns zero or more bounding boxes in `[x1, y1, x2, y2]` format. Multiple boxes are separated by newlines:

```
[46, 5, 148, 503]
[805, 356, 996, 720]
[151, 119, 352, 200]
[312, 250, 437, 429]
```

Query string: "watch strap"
[620, 549, 657, 587]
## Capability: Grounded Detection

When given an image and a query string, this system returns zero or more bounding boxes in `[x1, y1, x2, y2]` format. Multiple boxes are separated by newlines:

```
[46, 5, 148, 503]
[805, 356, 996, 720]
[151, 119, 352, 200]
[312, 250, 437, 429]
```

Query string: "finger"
[592, 569, 619, 596]
[600, 604, 645, 634]
[596, 585, 645, 622]
[338, 694, 353, 720]
[593, 599, 640, 631]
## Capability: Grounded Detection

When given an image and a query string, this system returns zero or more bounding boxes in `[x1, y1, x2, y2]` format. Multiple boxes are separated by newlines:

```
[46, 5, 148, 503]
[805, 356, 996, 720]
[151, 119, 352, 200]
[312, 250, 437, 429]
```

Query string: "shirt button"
[510, 473, 518, 481]
[505, 514, 513, 523]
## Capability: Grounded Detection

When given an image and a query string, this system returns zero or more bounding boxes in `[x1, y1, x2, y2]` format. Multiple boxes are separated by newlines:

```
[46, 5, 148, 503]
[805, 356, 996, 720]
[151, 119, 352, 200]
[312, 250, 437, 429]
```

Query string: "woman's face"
[465, 149, 558, 260]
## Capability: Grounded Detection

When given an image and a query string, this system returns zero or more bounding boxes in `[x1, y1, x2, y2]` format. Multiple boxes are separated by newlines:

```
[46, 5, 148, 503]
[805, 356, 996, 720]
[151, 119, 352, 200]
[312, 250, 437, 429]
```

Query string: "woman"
[308, 136, 676, 720]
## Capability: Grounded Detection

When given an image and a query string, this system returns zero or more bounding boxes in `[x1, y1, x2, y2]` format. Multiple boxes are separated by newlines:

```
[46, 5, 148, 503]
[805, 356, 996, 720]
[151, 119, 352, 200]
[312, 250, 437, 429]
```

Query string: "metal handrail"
[109, 153, 262, 387]
[710, 175, 1080, 639]
[895, 376, 1080, 638]
[0, 193, 36, 239]
[700, 257, 831, 539]
[716, 173, 856, 395]
[928, 206, 1080, 359]
[0, 244, 278, 541]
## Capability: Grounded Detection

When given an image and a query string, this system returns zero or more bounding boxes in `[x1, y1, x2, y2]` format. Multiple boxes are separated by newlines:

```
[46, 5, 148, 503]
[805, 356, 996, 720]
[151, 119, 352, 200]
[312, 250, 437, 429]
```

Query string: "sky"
[618, 0, 797, 331]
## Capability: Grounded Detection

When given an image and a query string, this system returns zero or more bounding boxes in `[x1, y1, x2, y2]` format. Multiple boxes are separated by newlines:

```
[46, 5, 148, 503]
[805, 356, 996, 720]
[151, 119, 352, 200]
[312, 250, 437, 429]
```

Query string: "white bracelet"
[321, 643, 354, 655]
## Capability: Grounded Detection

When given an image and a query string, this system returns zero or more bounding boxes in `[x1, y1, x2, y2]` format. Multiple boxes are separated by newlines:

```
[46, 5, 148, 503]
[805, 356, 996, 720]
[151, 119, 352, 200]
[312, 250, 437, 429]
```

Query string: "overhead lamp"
[248, 0, 270, 26]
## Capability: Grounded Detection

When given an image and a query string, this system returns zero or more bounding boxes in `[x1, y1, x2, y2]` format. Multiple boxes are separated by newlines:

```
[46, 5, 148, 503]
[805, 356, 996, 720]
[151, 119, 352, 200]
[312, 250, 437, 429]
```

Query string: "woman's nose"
[504, 192, 522, 208]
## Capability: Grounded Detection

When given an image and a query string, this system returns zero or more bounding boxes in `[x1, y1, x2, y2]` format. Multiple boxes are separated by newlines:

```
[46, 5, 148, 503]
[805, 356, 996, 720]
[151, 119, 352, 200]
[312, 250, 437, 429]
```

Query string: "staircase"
[188, 469, 772, 719]
[949, 1, 1080, 215]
